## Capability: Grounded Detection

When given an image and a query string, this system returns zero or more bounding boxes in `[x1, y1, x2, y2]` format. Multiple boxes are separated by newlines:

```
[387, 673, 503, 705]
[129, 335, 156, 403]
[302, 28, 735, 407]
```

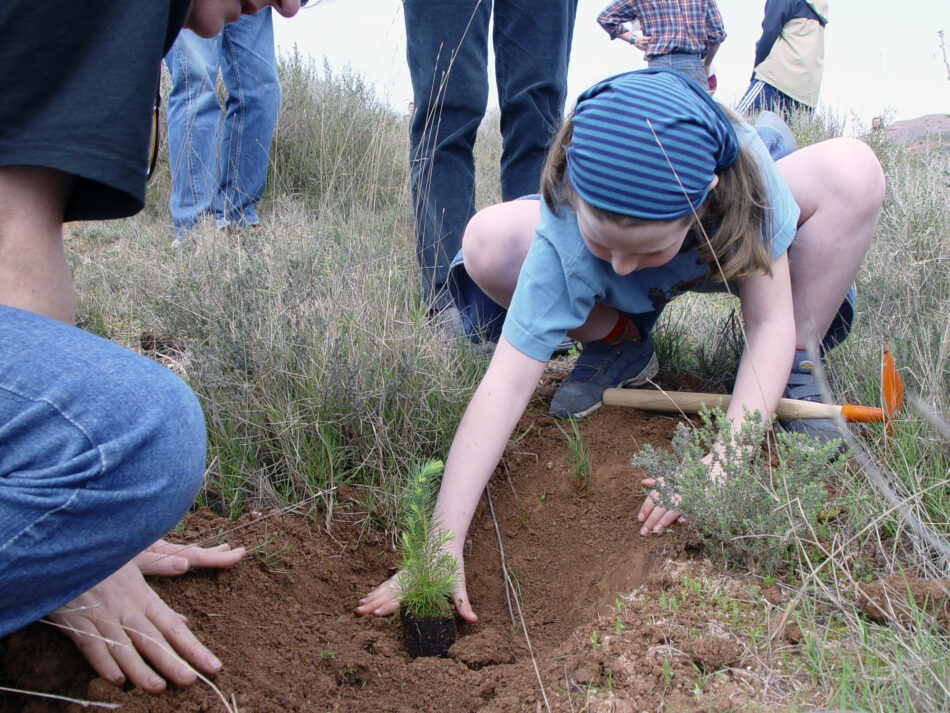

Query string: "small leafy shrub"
[631, 408, 845, 572]
[396, 459, 457, 619]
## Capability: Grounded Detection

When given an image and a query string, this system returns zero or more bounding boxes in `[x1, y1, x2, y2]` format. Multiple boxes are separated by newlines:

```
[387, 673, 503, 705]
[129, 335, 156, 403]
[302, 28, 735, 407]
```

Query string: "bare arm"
[356, 337, 546, 621]
[725, 252, 795, 429]
[703, 42, 721, 71]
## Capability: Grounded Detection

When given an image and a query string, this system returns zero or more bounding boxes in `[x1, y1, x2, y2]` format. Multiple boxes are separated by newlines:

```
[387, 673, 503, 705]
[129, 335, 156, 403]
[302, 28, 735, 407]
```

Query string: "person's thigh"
[219, 9, 280, 125]
[492, 0, 578, 199]
[403, 0, 490, 114]
[0, 306, 207, 636]
[165, 29, 224, 231]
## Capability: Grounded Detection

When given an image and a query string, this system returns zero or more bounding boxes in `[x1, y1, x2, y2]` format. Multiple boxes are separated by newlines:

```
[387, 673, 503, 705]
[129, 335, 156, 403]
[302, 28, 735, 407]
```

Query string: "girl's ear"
[709, 174, 720, 190]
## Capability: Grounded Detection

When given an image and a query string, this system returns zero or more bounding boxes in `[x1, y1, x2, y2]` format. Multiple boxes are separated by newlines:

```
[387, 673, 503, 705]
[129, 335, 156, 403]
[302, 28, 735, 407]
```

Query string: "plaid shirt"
[597, 0, 726, 59]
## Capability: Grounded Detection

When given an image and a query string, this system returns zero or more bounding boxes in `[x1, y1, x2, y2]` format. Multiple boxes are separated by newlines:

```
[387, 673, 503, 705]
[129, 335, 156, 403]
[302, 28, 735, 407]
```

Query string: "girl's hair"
[541, 108, 773, 282]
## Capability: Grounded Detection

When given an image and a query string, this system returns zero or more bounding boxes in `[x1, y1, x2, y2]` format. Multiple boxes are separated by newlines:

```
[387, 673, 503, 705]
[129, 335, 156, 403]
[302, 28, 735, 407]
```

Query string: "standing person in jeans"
[597, 0, 726, 91]
[165, 9, 281, 241]
[404, 0, 578, 333]
[0, 0, 300, 694]
[736, 0, 828, 122]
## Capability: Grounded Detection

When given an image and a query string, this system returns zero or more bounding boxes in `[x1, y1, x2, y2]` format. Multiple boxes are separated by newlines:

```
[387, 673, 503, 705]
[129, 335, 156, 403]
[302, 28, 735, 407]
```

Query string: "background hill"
[885, 113, 950, 153]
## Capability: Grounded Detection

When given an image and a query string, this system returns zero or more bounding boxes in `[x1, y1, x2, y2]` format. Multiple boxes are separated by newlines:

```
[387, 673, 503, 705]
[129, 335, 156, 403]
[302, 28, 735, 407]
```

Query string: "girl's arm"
[637, 253, 795, 534]
[725, 251, 796, 429]
[355, 336, 546, 621]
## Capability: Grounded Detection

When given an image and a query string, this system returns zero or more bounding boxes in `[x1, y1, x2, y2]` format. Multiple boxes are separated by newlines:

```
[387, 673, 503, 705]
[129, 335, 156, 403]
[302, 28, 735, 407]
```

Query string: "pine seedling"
[395, 459, 458, 619]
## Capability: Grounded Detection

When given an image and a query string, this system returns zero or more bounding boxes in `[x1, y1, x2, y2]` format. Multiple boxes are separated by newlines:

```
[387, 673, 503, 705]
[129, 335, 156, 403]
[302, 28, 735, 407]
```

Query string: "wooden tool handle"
[601, 389, 847, 420]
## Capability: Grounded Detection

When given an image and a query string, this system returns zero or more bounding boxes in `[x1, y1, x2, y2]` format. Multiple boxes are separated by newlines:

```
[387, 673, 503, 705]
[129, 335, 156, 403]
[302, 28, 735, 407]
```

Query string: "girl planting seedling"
[356, 69, 884, 623]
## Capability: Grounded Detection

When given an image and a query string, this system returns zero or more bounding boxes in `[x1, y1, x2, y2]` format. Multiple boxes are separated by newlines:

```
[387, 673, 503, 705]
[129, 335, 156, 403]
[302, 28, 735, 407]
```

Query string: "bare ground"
[2, 371, 828, 713]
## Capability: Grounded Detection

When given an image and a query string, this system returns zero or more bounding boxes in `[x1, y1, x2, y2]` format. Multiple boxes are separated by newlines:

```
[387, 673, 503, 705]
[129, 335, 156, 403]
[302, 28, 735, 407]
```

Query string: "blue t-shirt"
[502, 120, 800, 362]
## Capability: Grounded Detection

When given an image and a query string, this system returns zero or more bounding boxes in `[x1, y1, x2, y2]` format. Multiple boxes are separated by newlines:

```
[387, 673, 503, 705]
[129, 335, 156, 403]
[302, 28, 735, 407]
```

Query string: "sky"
[273, 0, 950, 131]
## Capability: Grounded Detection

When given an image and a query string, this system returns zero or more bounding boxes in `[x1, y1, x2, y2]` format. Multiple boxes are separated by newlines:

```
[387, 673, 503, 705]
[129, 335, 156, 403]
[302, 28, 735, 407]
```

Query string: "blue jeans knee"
[0, 306, 206, 635]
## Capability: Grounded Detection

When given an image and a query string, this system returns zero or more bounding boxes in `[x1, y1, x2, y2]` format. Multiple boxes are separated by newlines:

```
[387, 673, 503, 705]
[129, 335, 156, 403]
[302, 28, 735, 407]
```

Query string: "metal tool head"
[881, 342, 904, 428]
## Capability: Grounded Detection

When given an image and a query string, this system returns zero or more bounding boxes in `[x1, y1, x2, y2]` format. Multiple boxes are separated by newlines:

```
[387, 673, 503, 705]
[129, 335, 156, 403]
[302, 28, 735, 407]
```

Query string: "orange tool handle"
[839, 403, 886, 423]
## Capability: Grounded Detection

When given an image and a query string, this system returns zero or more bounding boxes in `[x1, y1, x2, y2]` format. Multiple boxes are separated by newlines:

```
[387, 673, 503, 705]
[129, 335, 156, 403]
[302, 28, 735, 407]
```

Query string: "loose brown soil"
[2, 372, 805, 713]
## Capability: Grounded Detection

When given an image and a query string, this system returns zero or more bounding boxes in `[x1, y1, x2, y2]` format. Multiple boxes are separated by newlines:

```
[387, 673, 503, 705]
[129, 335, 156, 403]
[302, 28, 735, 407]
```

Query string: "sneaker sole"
[561, 352, 660, 419]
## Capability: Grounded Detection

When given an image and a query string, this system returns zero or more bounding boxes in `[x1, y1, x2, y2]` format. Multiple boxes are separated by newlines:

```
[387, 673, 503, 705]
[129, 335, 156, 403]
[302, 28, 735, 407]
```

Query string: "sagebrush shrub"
[631, 408, 845, 572]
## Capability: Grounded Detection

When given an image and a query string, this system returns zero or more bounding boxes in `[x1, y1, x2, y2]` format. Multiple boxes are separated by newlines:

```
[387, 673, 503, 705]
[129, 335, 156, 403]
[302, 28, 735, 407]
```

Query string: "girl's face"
[575, 200, 691, 276]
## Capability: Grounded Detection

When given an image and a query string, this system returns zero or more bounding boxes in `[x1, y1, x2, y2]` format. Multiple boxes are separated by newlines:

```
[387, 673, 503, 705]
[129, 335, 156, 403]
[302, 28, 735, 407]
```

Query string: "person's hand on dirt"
[46, 549, 239, 694]
[355, 571, 400, 617]
[132, 538, 246, 576]
[355, 563, 478, 623]
[637, 477, 683, 535]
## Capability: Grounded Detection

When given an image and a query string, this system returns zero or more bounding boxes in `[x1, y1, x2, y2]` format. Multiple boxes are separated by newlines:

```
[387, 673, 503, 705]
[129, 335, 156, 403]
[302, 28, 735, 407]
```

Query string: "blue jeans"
[647, 52, 709, 92]
[404, 0, 578, 308]
[0, 306, 207, 636]
[165, 9, 280, 238]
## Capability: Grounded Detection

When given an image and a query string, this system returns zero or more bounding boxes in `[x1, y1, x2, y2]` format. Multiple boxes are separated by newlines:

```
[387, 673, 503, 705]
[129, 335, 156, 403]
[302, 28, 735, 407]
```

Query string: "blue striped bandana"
[566, 69, 739, 220]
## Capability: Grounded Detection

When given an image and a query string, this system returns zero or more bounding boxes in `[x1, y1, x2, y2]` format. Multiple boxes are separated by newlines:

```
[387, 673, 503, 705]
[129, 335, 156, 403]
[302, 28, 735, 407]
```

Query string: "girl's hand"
[355, 562, 478, 623]
[637, 477, 683, 535]
[638, 449, 727, 535]
[354, 572, 403, 617]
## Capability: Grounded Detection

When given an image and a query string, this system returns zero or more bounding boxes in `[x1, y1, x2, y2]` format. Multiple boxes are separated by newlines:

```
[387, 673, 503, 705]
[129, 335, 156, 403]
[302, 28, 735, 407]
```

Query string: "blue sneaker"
[549, 335, 658, 419]
[777, 354, 845, 451]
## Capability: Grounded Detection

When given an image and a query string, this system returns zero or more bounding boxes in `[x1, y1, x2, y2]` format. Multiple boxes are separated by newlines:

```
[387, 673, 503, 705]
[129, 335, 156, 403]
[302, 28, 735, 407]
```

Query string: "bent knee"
[461, 205, 508, 281]
[133, 365, 206, 487]
[461, 201, 539, 282]
[91, 353, 206, 512]
[828, 138, 886, 211]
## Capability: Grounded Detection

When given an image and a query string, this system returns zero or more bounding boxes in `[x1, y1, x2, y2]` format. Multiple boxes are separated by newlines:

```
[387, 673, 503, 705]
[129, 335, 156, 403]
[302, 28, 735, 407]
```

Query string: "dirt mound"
[2, 376, 778, 713]
[857, 575, 950, 628]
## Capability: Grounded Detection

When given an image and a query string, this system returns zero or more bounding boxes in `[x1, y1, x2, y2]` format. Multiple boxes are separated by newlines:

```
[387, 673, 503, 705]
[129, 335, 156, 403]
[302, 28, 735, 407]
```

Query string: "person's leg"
[736, 78, 766, 116]
[0, 306, 206, 636]
[165, 29, 223, 238]
[464, 201, 665, 343]
[216, 9, 281, 229]
[737, 80, 809, 124]
[492, 0, 577, 201]
[775, 138, 884, 441]
[647, 53, 708, 91]
[404, 0, 491, 309]
[779, 138, 883, 352]
[0, 167, 75, 322]
[462, 200, 659, 417]
[761, 84, 811, 124]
